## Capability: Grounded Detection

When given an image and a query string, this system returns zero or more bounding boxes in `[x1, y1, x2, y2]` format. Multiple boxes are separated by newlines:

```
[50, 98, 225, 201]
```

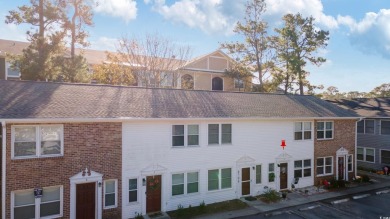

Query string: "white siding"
[122, 119, 314, 218]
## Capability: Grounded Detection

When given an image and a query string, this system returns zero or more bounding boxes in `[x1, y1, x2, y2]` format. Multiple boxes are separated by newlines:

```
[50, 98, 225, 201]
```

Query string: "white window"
[381, 150, 390, 164]
[317, 121, 333, 140]
[256, 165, 262, 184]
[12, 186, 63, 219]
[348, 155, 353, 172]
[12, 125, 63, 159]
[160, 72, 174, 88]
[294, 122, 312, 140]
[104, 179, 117, 209]
[6, 62, 21, 78]
[316, 156, 333, 176]
[234, 78, 244, 89]
[172, 172, 199, 196]
[129, 178, 138, 203]
[208, 168, 232, 191]
[357, 147, 375, 163]
[381, 120, 390, 135]
[172, 125, 199, 147]
[208, 124, 232, 145]
[268, 163, 275, 182]
[357, 119, 375, 134]
[294, 159, 311, 178]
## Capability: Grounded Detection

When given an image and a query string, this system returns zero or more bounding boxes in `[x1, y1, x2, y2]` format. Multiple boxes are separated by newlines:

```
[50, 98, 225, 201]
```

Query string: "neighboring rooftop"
[0, 80, 358, 120]
[328, 98, 390, 117]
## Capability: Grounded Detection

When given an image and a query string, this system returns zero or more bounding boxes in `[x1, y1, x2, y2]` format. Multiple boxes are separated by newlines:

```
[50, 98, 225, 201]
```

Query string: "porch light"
[280, 140, 286, 150]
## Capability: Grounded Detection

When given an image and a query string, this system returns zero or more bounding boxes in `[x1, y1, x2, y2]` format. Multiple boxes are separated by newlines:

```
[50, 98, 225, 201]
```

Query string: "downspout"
[1, 121, 6, 219]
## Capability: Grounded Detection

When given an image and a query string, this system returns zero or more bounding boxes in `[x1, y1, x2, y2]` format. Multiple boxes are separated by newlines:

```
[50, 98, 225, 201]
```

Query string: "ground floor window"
[294, 159, 311, 178]
[381, 150, 390, 164]
[129, 178, 138, 203]
[172, 171, 199, 196]
[104, 179, 117, 209]
[208, 168, 232, 191]
[348, 155, 353, 172]
[357, 147, 375, 162]
[268, 163, 275, 182]
[256, 165, 262, 184]
[12, 185, 62, 219]
[317, 156, 333, 176]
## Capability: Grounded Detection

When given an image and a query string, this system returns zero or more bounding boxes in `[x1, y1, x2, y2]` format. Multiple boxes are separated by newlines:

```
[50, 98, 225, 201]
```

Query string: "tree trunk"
[71, 1, 77, 59]
[38, 0, 45, 80]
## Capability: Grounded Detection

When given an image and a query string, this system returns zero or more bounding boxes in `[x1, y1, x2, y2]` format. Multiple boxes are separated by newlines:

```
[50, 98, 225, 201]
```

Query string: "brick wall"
[314, 119, 356, 185]
[5, 122, 122, 219]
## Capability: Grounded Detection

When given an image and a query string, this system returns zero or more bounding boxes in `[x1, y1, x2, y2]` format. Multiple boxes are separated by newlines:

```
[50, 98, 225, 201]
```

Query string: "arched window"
[181, 74, 194, 90]
[212, 77, 223, 91]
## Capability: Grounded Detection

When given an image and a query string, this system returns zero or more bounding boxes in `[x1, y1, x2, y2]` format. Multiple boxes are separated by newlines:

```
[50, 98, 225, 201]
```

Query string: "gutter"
[1, 116, 361, 123]
[1, 121, 5, 219]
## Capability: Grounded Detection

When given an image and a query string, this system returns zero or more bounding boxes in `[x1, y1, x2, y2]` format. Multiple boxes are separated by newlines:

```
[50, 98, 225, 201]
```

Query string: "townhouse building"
[0, 80, 358, 219]
[329, 98, 390, 171]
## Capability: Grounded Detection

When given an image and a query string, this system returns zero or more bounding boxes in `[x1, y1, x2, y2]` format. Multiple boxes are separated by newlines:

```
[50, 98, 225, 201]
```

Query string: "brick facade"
[5, 122, 122, 219]
[314, 119, 356, 185]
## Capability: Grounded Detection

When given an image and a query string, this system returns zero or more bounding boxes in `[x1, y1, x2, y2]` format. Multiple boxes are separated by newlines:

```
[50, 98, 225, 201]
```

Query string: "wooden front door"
[338, 156, 345, 180]
[280, 163, 288, 190]
[146, 175, 162, 213]
[241, 167, 251, 196]
[76, 182, 96, 219]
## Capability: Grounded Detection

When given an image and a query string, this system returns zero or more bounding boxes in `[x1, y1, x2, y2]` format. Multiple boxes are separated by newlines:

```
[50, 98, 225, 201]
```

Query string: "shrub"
[176, 204, 185, 217]
[199, 201, 206, 213]
[260, 189, 281, 203]
[135, 213, 143, 219]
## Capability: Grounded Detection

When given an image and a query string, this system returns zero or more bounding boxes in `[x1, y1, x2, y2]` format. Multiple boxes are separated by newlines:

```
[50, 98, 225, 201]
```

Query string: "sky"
[1, 0, 390, 93]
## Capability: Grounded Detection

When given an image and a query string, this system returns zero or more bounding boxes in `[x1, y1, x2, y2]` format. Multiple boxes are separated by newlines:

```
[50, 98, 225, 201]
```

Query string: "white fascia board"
[2, 116, 362, 123]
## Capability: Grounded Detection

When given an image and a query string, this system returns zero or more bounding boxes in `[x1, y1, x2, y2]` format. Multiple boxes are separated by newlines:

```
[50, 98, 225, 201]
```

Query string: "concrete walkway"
[195, 171, 390, 219]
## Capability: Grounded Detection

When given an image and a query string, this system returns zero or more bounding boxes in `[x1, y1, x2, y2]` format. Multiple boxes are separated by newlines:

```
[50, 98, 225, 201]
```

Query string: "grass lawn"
[167, 199, 248, 219]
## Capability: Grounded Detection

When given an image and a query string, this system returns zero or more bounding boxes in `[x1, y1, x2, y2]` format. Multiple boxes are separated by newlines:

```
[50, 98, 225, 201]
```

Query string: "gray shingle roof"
[0, 80, 358, 119]
[328, 98, 390, 117]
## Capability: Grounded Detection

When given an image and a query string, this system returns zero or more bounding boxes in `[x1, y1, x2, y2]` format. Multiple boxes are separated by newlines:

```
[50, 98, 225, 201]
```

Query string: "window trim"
[316, 156, 333, 176]
[207, 167, 232, 191]
[172, 124, 200, 147]
[358, 119, 375, 134]
[11, 185, 63, 219]
[171, 171, 200, 197]
[255, 164, 262, 184]
[11, 125, 64, 159]
[128, 178, 138, 204]
[103, 179, 118, 209]
[316, 121, 334, 140]
[294, 159, 312, 178]
[348, 154, 353, 172]
[357, 147, 375, 163]
[380, 149, 390, 165]
[268, 163, 275, 183]
[294, 122, 312, 141]
[234, 78, 244, 89]
[208, 124, 232, 145]
[380, 120, 390, 135]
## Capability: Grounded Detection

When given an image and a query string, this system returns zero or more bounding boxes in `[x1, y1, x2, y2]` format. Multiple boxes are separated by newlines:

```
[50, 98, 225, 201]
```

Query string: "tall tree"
[370, 83, 390, 97]
[274, 13, 329, 95]
[220, 0, 273, 92]
[92, 52, 135, 86]
[56, 0, 94, 82]
[117, 33, 191, 88]
[6, 0, 66, 81]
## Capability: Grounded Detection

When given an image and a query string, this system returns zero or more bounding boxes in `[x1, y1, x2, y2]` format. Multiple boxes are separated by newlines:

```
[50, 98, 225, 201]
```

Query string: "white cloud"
[146, 0, 337, 35]
[148, 0, 246, 35]
[90, 37, 119, 52]
[94, 0, 137, 23]
[264, 0, 338, 29]
[338, 9, 390, 59]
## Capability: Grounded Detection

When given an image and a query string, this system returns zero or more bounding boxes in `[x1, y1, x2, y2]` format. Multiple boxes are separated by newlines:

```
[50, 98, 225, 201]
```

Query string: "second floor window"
[357, 119, 375, 134]
[208, 124, 232, 145]
[381, 120, 390, 135]
[172, 125, 199, 147]
[294, 122, 312, 140]
[317, 121, 333, 140]
[357, 147, 375, 162]
[12, 125, 63, 159]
